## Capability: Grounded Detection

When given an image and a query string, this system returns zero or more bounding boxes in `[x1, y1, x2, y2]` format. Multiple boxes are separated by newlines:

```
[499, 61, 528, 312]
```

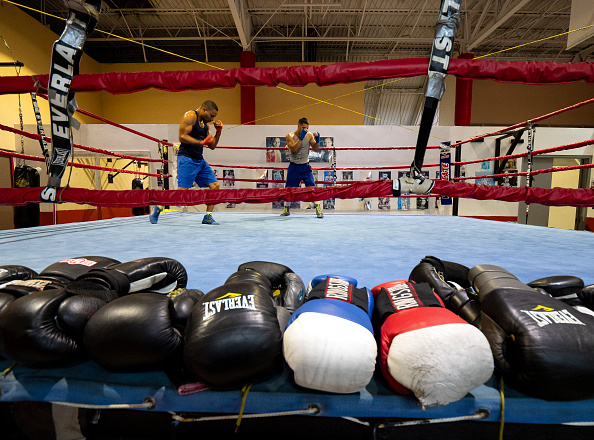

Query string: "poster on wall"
[266, 135, 333, 163]
[501, 158, 518, 187]
[271, 169, 285, 209]
[378, 171, 392, 210]
[323, 170, 335, 209]
[342, 171, 353, 182]
[257, 170, 269, 189]
[223, 169, 236, 208]
[312, 136, 333, 163]
[266, 136, 286, 163]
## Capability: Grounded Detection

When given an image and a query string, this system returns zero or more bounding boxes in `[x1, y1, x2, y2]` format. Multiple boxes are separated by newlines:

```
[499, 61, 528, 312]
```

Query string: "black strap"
[412, 0, 461, 173]
[41, 3, 100, 202]
[30, 92, 51, 172]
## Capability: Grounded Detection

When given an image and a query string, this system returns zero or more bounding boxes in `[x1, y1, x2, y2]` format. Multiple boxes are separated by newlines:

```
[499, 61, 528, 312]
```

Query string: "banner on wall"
[379, 171, 392, 210]
[223, 169, 236, 208]
[271, 169, 285, 209]
[440, 142, 452, 206]
[323, 170, 335, 209]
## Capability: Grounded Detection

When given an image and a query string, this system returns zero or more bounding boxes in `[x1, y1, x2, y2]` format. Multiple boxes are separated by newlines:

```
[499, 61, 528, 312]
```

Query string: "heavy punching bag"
[13, 165, 40, 228]
[131, 178, 149, 216]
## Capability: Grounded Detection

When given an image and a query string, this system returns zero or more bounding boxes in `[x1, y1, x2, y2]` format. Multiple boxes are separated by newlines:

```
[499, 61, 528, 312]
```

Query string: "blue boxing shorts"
[285, 162, 315, 187]
[177, 155, 218, 188]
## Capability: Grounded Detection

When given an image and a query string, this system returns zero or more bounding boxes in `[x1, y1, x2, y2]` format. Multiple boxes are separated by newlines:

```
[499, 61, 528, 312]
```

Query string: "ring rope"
[0, 148, 168, 179]
[453, 162, 594, 182]
[452, 138, 594, 167]
[451, 97, 594, 147]
[0, 124, 163, 163]
[208, 164, 440, 171]
[50, 398, 155, 410]
[36, 93, 174, 147]
[374, 409, 489, 430]
[169, 405, 320, 423]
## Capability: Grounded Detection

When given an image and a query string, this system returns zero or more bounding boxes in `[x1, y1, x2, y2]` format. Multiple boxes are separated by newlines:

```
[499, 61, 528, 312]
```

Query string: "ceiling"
[10, 1, 594, 126]
[12, 0, 594, 65]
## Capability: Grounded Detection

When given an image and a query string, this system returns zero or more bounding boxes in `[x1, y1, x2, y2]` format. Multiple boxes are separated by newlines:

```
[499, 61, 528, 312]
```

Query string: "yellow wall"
[0, 3, 104, 151]
[254, 62, 364, 126]
[96, 62, 241, 125]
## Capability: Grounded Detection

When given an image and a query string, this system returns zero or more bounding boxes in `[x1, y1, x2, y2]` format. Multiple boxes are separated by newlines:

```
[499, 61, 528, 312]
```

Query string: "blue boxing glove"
[308, 274, 357, 293]
[314, 132, 320, 143]
[283, 276, 376, 393]
[298, 128, 308, 141]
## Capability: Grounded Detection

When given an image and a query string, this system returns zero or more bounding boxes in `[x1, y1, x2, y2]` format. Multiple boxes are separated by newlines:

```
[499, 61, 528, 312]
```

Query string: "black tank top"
[178, 111, 209, 160]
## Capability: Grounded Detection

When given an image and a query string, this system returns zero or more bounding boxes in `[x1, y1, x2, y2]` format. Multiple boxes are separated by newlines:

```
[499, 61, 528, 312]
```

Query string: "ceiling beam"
[227, 0, 252, 50]
[466, 0, 531, 51]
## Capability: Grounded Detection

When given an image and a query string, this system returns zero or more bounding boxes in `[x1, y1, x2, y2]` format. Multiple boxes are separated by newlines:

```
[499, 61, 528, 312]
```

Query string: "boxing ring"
[1, 214, 594, 436]
[1, 10, 594, 436]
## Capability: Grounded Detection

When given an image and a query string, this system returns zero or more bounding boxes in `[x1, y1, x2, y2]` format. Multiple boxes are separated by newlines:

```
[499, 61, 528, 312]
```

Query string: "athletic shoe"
[149, 206, 163, 224]
[202, 214, 219, 225]
[315, 204, 324, 218]
[280, 208, 290, 217]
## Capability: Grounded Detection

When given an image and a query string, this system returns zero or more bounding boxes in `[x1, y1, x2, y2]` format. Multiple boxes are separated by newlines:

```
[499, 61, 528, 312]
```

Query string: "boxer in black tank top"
[149, 100, 224, 225]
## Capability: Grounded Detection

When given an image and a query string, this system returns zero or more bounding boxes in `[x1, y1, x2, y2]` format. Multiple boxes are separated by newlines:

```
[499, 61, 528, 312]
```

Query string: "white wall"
[15, 123, 594, 217]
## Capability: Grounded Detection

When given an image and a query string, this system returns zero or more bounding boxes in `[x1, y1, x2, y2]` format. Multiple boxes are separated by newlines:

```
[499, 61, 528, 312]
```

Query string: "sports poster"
[271, 169, 285, 209]
[378, 171, 391, 210]
[266, 135, 333, 163]
[265, 137, 286, 163]
[342, 171, 353, 182]
[223, 169, 236, 208]
[323, 170, 335, 210]
[310, 136, 333, 163]
[256, 170, 269, 189]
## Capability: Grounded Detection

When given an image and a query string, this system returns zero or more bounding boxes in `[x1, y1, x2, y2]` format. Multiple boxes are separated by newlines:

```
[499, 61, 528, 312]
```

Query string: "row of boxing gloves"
[0, 255, 593, 407]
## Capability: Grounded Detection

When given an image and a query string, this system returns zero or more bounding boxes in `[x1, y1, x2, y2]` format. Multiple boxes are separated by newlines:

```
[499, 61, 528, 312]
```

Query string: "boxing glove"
[0, 265, 38, 313]
[283, 276, 377, 394]
[469, 264, 594, 401]
[298, 128, 308, 141]
[527, 275, 584, 306]
[578, 284, 594, 312]
[0, 257, 185, 366]
[0, 256, 119, 297]
[307, 274, 357, 294]
[372, 280, 493, 407]
[184, 262, 305, 388]
[200, 134, 215, 148]
[83, 288, 204, 372]
[409, 256, 481, 327]
[70, 257, 188, 295]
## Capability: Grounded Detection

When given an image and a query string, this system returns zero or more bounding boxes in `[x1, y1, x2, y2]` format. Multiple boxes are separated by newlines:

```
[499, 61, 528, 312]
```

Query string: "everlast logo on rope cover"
[203, 293, 256, 320]
[522, 307, 585, 328]
[49, 41, 76, 142]
[324, 278, 352, 301]
[386, 283, 420, 311]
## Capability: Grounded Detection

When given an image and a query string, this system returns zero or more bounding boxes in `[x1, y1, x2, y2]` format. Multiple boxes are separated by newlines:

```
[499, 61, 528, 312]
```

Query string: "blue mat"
[1, 213, 594, 424]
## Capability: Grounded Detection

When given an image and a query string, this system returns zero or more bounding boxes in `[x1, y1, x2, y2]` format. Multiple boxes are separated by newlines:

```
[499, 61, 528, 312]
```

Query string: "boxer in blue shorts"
[280, 117, 323, 218]
[149, 100, 223, 225]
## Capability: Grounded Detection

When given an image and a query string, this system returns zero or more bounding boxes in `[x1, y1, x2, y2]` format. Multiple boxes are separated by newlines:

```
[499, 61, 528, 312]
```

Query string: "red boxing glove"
[214, 121, 223, 136]
[200, 134, 215, 147]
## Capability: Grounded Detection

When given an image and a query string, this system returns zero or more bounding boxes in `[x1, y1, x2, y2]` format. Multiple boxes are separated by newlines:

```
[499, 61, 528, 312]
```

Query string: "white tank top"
[287, 132, 310, 164]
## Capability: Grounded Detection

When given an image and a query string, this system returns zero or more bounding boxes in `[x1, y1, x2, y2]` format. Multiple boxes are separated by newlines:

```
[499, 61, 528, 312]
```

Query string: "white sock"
[206, 211, 212, 216]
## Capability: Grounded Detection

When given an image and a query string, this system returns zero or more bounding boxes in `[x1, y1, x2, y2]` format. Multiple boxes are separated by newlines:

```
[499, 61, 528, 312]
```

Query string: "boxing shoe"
[392, 164, 434, 197]
[202, 214, 219, 225]
[280, 207, 290, 217]
[149, 206, 163, 224]
[315, 204, 324, 218]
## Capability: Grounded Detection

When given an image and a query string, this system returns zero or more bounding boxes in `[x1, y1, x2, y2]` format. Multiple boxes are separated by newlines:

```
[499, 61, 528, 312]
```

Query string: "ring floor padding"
[1, 213, 594, 424]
